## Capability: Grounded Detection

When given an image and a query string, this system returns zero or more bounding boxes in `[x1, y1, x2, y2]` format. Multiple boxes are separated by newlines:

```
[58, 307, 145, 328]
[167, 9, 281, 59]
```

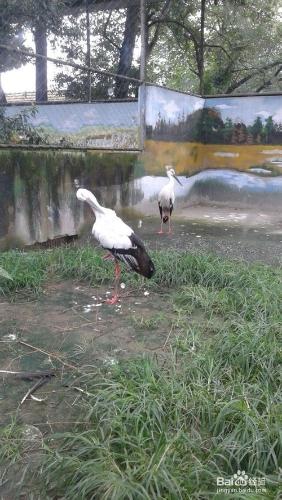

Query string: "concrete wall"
[0, 149, 141, 249]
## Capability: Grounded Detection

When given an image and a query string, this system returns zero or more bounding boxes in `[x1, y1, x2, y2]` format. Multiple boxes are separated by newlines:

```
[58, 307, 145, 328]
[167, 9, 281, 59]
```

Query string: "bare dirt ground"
[0, 281, 172, 428]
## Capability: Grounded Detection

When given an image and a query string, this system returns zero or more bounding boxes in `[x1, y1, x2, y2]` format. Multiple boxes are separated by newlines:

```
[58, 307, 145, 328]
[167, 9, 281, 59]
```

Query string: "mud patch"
[0, 281, 176, 427]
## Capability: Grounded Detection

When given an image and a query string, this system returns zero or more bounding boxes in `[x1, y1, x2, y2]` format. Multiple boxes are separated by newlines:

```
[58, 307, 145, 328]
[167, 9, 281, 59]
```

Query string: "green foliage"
[147, 0, 282, 94]
[0, 266, 13, 280]
[0, 420, 25, 464]
[0, 106, 48, 144]
[0, 0, 28, 74]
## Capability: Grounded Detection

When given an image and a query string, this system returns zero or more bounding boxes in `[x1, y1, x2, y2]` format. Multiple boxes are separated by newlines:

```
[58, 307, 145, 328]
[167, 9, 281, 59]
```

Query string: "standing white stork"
[76, 188, 155, 304]
[158, 165, 182, 234]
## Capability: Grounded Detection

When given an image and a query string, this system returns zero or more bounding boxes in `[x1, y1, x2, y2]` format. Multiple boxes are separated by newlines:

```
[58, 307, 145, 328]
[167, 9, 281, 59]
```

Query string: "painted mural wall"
[145, 86, 205, 174]
[1, 101, 139, 150]
[144, 85, 282, 208]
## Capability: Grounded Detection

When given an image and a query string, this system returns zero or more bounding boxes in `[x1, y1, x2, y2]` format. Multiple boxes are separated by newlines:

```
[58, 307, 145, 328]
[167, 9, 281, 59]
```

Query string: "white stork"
[158, 165, 182, 234]
[76, 188, 155, 304]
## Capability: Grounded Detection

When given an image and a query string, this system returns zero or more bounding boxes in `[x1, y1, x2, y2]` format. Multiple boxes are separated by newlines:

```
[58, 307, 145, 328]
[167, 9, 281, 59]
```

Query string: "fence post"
[139, 0, 146, 150]
[86, 0, 91, 102]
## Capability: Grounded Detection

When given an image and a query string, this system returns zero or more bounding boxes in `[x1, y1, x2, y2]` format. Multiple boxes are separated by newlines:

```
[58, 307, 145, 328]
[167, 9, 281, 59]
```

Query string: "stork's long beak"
[173, 174, 183, 186]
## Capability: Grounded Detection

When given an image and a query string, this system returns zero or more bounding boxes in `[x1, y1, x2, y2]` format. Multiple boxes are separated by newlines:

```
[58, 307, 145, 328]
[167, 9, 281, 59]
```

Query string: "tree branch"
[204, 43, 232, 60]
[226, 61, 282, 93]
[147, 0, 173, 57]
[102, 12, 121, 52]
[255, 65, 282, 92]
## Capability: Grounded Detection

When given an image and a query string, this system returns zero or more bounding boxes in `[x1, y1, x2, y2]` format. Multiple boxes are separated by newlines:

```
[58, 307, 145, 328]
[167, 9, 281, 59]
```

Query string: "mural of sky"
[145, 85, 204, 127]
[5, 102, 139, 132]
[205, 96, 282, 126]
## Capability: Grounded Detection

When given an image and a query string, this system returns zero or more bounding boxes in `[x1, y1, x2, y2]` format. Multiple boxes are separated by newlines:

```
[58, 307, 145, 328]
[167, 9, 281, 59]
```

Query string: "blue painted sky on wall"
[5, 102, 139, 132]
[205, 96, 282, 125]
[146, 86, 204, 126]
[145, 86, 282, 128]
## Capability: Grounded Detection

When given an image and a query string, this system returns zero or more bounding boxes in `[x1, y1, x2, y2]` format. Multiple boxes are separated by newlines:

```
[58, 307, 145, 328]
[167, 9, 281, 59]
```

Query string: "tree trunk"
[0, 73, 7, 103]
[114, 1, 139, 98]
[34, 24, 48, 102]
[199, 0, 206, 95]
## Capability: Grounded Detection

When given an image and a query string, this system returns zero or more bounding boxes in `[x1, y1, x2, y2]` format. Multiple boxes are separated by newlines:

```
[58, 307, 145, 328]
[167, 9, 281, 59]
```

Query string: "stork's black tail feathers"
[107, 233, 155, 279]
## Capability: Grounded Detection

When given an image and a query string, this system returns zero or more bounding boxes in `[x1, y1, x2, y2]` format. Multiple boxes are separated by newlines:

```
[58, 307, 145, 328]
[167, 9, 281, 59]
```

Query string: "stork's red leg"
[168, 217, 173, 234]
[103, 252, 114, 260]
[157, 220, 164, 234]
[106, 261, 121, 305]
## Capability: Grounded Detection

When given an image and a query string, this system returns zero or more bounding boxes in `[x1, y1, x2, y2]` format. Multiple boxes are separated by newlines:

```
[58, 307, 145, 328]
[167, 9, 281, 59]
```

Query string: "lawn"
[0, 247, 281, 499]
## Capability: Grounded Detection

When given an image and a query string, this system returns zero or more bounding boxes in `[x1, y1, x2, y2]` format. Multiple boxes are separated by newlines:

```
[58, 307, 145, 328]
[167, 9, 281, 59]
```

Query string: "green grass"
[0, 247, 281, 498]
[0, 420, 25, 464]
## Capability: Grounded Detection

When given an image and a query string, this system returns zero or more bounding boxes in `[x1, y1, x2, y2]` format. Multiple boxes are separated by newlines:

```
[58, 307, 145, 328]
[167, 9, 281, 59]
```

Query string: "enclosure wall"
[3, 101, 140, 150]
[144, 85, 282, 208]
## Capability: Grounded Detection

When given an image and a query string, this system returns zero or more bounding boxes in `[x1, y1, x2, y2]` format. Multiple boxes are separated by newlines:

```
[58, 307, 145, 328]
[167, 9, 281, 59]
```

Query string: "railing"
[4, 91, 72, 104]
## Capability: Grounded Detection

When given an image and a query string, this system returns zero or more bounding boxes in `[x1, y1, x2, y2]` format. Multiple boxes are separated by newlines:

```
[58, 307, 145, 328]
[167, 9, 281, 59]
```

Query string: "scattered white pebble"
[3, 333, 17, 341]
[144, 291, 150, 296]
[103, 357, 118, 366]
[105, 291, 111, 295]
[196, 235, 201, 238]
[138, 220, 143, 228]
[98, 317, 102, 320]
[120, 283, 126, 289]
[91, 296, 96, 300]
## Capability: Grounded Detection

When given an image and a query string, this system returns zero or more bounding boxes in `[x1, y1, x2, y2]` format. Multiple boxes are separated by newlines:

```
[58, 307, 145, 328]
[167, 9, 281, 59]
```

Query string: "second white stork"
[158, 165, 183, 234]
[76, 188, 155, 304]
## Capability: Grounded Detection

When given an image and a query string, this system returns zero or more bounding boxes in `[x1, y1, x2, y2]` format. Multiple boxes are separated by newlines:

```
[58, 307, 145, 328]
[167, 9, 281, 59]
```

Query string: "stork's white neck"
[166, 173, 175, 185]
[76, 188, 105, 214]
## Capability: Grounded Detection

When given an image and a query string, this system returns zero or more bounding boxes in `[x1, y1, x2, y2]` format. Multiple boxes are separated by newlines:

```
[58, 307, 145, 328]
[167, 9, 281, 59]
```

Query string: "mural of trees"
[146, 107, 282, 145]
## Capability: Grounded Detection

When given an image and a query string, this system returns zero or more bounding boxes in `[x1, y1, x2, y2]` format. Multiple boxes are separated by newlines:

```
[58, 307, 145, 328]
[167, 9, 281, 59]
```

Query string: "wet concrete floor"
[82, 210, 282, 266]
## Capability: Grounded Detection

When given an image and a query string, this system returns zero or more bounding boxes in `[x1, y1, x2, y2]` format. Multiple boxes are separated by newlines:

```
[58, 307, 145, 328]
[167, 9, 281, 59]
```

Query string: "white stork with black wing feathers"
[158, 165, 182, 234]
[76, 188, 155, 304]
